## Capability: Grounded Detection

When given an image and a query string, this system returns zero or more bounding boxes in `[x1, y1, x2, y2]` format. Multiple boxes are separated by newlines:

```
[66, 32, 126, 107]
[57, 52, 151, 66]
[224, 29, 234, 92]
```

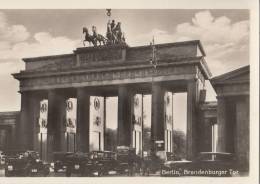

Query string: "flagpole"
[150, 36, 157, 154]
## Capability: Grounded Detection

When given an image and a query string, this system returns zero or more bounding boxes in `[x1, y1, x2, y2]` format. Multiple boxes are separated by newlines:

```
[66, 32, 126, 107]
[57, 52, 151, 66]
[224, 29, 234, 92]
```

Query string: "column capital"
[76, 87, 89, 96]
[216, 95, 230, 100]
[77, 87, 87, 92]
[187, 78, 199, 83]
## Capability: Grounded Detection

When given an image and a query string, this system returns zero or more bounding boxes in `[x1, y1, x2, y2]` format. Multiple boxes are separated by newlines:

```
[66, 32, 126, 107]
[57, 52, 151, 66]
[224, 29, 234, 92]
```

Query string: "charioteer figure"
[107, 21, 125, 44]
[111, 20, 116, 31]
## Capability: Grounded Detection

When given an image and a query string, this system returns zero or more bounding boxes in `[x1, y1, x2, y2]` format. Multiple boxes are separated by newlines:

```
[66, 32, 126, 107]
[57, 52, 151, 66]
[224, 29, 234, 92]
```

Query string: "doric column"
[32, 95, 41, 152]
[200, 118, 213, 152]
[10, 124, 16, 149]
[104, 97, 108, 151]
[48, 90, 67, 155]
[235, 96, 249, 170]
[19, 92, 37, 150]
[186, 80, 199, 160]
[117, 85, 132, 146]
[76, 88, 90, 152]
[151, 83, 165, 151]
[216, 96, 227, 152]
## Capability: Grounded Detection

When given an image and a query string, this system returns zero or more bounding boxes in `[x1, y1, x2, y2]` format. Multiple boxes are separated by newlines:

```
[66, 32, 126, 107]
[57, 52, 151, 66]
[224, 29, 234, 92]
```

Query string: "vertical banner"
[132, 94, 143, 155]
[39, 100, 48, 133]
[133, 94, 142, 125]
[164, 92, 173, 152]
[38, 99, 48, 161]
[65, 98, 77, 133]
[89, 96, 104, 151]
[65, 98, 77, 152]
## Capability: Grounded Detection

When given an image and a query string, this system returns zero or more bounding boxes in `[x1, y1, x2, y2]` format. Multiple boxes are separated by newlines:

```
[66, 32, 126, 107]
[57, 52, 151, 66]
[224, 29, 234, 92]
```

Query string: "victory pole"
[106, 9, 112, 21]
[150, 37, 159, 156]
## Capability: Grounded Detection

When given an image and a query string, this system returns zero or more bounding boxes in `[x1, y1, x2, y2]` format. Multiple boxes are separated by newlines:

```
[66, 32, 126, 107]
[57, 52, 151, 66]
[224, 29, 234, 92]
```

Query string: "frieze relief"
[28, 50, 124, 72]
[20, 64, 197, 90]
[78, 49, 123, 65]
[33, 57, 75, 71]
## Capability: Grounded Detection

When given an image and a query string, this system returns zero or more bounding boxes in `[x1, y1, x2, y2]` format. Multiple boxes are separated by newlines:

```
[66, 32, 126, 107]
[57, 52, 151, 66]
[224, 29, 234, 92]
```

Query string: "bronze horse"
[92, 26, 107, 46]
[83, 27, 107, 47]
[83, 27, 96, 46]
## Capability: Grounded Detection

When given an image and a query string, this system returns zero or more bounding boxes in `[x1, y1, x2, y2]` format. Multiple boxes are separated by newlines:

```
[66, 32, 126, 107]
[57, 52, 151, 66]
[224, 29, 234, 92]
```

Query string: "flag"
[150, 36, 157, 68]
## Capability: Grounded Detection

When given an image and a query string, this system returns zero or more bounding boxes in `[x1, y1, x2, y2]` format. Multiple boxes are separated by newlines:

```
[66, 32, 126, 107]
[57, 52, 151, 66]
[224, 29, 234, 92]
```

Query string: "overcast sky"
[0, 9, 249, 119]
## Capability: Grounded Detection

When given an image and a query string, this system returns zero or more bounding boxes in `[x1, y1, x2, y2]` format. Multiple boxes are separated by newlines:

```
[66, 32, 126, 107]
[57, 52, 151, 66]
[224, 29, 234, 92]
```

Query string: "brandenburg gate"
[13, 40, 211, 161]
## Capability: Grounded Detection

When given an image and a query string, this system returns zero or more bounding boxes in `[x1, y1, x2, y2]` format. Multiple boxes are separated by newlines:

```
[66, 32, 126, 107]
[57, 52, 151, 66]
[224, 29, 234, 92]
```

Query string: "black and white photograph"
[0, 0, 258, 183]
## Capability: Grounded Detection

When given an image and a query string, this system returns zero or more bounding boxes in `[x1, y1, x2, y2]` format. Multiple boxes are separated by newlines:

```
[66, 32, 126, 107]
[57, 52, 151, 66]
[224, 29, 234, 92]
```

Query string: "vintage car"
[165, 152, 183, 161]
[83, 151, 117, 176]
[161, 152, 236, 177]
[5, 150, 28, 177]
[65, 152, 89, 177]
[116, 146, 142, 176]
[5, 150, 50, 177]
[0, 150, 6, 166]
[52, 152, 73, 173]
[26, 151, 50, 177]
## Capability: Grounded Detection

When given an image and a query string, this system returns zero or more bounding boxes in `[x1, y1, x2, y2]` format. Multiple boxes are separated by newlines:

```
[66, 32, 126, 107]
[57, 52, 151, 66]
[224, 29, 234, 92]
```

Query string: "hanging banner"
[93, 97, 102, 127]
[39, 100, 48, 133]
[133, 94, 142, 126]
[132, 94, 143, 155]
[90, 96, 104, 151]
[164, 92, 173, 152]
[65, 98, 77, 133]
[165, 92, 173, 129]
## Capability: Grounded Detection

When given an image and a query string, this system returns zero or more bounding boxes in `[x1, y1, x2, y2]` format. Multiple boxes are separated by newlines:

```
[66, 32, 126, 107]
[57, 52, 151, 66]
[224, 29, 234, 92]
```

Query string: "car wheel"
[97, 171, 101, 177]
[54, 168, 58, 173]
[5, 171, 10, 177]
[43, 168, 50, 177]
[80, 168, 86, 177]
[66, 172, 71, 177]
[66, 169, 71, 177]
[25, 169, 31, 177]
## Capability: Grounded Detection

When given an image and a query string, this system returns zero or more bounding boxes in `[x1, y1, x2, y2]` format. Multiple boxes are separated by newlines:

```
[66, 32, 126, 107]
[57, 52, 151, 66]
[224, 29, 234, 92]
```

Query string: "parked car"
[52, 152, 73, 173]
[5, 150, 49, 177]
[96, 151, 117, 176]
[27, 154, 50, 176]
[116, 146, 142, 176]
[83, 151, 117, 176]
[65, 152, 89, 177]
[0, 150, 6, 165]
[5, 150, 28, 177]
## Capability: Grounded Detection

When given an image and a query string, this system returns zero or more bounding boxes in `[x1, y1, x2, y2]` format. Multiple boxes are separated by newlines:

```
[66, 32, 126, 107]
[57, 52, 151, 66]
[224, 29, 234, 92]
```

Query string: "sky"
[0, 9, 250, 123]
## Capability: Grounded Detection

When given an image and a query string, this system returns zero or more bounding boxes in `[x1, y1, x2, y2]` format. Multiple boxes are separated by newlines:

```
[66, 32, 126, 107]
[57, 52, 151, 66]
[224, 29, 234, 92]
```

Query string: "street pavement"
[0, 167, 159, 177]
